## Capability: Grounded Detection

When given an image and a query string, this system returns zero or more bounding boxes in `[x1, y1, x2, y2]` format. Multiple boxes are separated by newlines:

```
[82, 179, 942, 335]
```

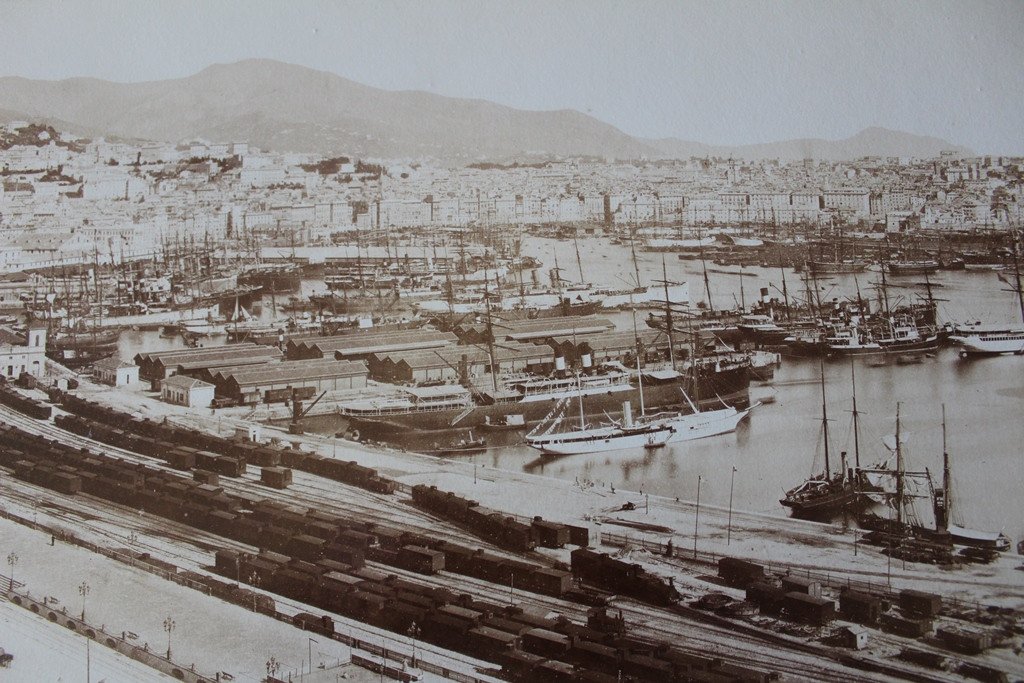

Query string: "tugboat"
[423, 432, 488, 457]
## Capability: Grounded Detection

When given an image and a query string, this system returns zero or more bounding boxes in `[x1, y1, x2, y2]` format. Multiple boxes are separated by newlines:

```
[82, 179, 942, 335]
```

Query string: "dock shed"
[135, 344, 280, 382]
[548, 328, 669, 366]
[453, 315, 615, 345]
[286, 330, 456, 361]
[215, 359, 368, 405]
[372, 342, 553, 384]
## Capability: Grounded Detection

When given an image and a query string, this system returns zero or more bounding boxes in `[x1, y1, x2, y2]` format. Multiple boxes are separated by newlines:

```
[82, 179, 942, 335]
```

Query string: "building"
[161, 375, 215, 408]
[134, 344, 281, 382]
[94, 358, 140, 387]
[0, 322, 46, 380]
[823, 188, 871, 217]
[215, 359, 369, 405]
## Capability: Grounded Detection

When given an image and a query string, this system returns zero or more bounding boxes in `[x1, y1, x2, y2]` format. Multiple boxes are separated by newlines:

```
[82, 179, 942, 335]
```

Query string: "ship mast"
[483, 270, 499, 393]
[1012, 230, 1024, 324]
[850, 358, 860, 470]
[895, 401, 904, 527]
[738, 262, 746, 312]
[659, 255, 677, 370]
[698, 237, 714, 312]
[936, 403, 951, 531]
[572, 230, 585, 285]
[819, 357, 831, 478]
[629, 228, 642, 291]
[629, 293, 646, 417]
[778, 250, 791, 322]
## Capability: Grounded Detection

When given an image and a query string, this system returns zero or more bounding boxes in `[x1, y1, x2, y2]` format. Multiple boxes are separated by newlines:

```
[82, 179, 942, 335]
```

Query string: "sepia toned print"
[0, 2, 1022, 681]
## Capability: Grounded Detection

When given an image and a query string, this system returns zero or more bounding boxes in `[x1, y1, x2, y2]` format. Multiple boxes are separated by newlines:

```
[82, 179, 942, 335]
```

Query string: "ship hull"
[347, 365, 750, 437]
[827, 334, 940, 356]
[82, 304, 221, 330]
[780, 489, 867, 521]
[528, 425, 672, 455]
[950, 334, 1024, 355]
[660, 406, 750, 443]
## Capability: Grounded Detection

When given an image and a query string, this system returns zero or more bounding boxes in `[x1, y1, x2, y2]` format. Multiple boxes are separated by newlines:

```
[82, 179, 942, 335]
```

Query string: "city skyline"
[1, 0, 1023, 154]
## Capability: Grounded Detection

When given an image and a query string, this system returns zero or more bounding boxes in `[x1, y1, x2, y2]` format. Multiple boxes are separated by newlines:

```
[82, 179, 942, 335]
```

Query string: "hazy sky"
[3, 0, 1023, 153]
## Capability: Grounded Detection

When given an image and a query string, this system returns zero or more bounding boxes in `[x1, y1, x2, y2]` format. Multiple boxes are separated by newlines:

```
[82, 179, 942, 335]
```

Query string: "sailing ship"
[780, 359, 878, 520]
[346, 261, 749, 439]
[859, 405, 1010, 557]
[886, 260, 940, 276]
[525, 397, 673, 456]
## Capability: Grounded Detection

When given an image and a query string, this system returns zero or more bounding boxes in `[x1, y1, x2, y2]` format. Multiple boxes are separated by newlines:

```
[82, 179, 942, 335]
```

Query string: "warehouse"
[454, 316, 615, 345]
[215, 359, 369, 405]
[372, 342, 554, 384]
[287, 330, 457, 360]
[547, 329, 670, 366]
[134, 344, 281, 382]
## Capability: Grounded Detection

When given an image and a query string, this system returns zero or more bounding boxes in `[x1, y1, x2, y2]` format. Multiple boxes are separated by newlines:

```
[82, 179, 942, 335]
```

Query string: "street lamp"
[727, 466, 737, 546]
[692, 475, 702, 559]
[163, 616, 175, 660]
[78, 581, 90, 620]
[407, 622, 421, 668]
[6, 552, 18, 587]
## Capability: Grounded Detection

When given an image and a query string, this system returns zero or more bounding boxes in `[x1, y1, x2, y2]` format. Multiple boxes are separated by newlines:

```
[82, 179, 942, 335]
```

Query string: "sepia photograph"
[0, 0, 1022, 680]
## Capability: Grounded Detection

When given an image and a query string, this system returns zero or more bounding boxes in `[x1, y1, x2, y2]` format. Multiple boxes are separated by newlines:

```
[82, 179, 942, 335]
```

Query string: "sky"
[2, 0, 1023, 153]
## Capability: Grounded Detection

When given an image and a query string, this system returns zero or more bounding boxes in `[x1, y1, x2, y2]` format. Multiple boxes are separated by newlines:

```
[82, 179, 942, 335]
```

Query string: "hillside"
[0, 59, 972, 162]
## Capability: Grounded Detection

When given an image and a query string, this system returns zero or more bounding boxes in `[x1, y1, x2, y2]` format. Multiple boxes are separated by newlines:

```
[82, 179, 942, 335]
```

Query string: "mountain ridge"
[0, 59, 973, 162]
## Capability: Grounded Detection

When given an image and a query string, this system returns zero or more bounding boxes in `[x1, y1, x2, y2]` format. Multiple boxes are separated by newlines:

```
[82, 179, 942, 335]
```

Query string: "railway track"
[0, 403, 989, 682]
[0, 477, 502, 680]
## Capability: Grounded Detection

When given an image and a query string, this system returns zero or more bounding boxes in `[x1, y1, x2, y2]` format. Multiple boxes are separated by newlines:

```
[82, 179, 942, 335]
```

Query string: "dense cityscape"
[1, 3, 1023, 682]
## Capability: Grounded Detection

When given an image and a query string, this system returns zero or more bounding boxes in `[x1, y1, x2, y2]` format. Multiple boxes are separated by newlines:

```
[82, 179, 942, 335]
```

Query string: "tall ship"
[341, 355, 751, 438]
[238, 263, 303, 293]
[45, 327, 119, 368]
[780, 359, 880, 520]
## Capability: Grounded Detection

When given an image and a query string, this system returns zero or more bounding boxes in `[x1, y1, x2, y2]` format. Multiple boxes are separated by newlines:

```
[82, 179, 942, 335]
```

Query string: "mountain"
[0, 59, 972, 162]
[645, 127, 973, 161]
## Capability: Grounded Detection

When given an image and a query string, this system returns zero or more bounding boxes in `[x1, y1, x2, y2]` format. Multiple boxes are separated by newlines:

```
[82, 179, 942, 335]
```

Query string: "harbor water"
[114, 237, 1024, 544]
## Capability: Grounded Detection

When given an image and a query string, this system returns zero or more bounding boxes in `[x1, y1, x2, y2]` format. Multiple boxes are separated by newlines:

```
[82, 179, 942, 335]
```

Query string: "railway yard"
[0, 374, 1022, 683]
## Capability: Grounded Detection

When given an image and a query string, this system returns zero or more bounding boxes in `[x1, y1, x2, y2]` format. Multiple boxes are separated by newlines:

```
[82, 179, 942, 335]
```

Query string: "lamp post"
[6, 552, 18, 587]
[78, 581, 90, 620]
[163, 616, 175, 660]
[727, 466, 737, 546]
[408, 622, 421, 669]
[692, 475, 702, 559]
[249, 571, 261, 612]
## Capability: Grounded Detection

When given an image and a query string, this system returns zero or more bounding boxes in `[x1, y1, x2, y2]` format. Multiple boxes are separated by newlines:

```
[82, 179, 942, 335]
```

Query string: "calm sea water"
[114, 237, 1024, 543]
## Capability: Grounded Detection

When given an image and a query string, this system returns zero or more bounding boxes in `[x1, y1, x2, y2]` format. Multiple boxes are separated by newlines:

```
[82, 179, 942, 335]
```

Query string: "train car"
[718, 557, 766, 588]
[783, 592, 835, 626]
[520, 628, 571, 659]
[396, 545, 445, 574]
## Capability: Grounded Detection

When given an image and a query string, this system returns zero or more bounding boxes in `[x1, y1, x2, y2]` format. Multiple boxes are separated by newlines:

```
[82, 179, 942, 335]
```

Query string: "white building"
[161, 375, 215, 408]
[94, 358, 140, 387]
[0, 323, 46, 379]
